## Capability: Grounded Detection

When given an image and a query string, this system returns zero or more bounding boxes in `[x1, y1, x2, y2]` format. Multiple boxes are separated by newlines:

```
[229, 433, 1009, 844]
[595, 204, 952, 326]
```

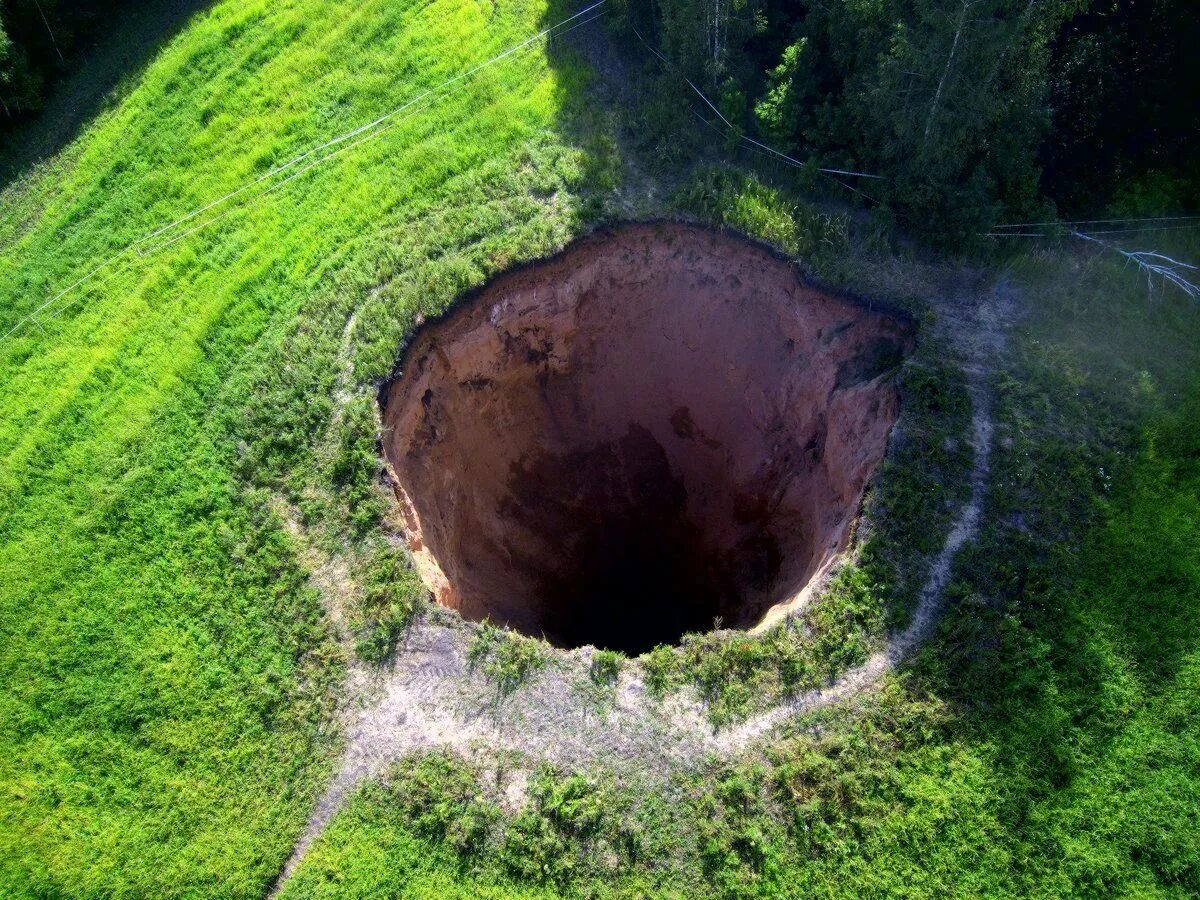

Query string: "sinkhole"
[379, 223, 913, 654]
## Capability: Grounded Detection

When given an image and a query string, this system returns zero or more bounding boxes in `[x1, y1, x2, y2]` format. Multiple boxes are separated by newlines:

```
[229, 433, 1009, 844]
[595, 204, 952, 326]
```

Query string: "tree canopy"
[613, 0, 1199, 240]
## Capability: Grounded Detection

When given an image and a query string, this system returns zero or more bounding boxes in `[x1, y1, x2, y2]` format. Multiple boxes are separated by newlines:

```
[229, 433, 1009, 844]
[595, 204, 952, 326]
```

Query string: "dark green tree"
[1044, 0, 1200, 215]
[749, 0, 1082, 241]
[0, 6, 40, 117]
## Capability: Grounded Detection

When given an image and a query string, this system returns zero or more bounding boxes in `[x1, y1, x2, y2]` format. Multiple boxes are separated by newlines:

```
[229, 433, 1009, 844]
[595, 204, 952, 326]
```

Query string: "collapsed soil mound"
[379, 223, 912, 653]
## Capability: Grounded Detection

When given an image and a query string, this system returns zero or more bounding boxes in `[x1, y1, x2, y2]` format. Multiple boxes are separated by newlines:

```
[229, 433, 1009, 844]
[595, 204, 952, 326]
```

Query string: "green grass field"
[0, 0, 610, 894]
[2, 0, 1199, 897]
[270, 235, 1200, 899]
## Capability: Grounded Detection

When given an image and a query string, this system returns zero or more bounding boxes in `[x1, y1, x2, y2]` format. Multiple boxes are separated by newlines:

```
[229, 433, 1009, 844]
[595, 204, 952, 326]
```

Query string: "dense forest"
[3, 1, 1196, 240]
[0, 1, 120, 116]
[611, 0, 1199, 240]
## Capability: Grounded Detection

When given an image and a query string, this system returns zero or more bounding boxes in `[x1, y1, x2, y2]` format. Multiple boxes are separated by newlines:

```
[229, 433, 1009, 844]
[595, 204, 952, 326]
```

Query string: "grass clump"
[387, 752, 500, 858]
[468, 622, 549, 697]
[328, 393, 390, 535]
[283, 758, 630, 898]
[862, 358, 975, 627]
[589, 648, 621, 687]
[674, 167, 849, 272]
[276, 754, 527, 899]
[352, 544, 425, 663]
[667, 564, 884, 728]
[501, 769, 613, 885]
[640, 643, 682, 700]
[693, 762, 781, 897]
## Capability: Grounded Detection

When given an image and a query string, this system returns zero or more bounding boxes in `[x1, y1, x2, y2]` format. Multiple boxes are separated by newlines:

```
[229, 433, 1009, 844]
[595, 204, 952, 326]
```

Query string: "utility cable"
[630, 27, 884, 182]
[1, 1, 609, 343]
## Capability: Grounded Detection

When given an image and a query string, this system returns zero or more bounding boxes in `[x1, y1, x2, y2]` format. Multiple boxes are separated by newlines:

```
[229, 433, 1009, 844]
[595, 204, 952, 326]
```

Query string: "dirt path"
[269, 273, 1011, 894]
[714, 272, 1011, 748]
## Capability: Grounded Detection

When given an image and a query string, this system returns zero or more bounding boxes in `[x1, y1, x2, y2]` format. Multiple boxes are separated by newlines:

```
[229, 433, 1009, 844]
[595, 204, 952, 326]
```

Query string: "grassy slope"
[2, 0, 1199, 897]
[0, 0, 602, 895]
[279, 227, 1200, 897]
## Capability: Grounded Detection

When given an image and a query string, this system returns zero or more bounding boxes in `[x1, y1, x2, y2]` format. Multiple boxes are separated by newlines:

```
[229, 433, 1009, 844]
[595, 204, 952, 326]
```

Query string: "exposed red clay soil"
[379, 223, 912, 653]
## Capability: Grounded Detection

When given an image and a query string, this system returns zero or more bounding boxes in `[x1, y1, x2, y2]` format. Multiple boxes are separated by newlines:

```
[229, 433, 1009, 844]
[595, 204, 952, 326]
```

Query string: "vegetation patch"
[2, 0, 1199, 896]
[468, 622, 550, 698]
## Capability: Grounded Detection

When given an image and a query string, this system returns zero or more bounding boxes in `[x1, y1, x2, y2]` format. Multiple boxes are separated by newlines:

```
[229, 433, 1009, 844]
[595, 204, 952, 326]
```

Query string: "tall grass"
[277, 232, 1200, 897]
[0, 0, 606, 895]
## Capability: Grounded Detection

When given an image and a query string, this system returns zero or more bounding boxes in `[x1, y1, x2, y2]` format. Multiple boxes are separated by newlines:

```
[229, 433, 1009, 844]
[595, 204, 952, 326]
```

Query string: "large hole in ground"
[379, 223, 913, 654]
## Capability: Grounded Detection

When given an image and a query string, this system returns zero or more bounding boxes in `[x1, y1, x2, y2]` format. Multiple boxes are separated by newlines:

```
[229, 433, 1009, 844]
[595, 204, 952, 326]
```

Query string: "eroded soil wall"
[380, 223, 912, 652]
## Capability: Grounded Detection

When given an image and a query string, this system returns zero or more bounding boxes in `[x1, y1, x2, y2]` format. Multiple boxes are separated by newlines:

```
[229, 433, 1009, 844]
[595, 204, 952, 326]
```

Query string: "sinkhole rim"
[377, 221, 914, 654]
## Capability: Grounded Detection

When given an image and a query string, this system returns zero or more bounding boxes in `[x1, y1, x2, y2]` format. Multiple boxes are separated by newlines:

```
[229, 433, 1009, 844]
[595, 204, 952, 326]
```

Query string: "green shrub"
[694, 763, 778, 894]
[682, 632, 772, 728]
[589, 649, 621, 687]
[640, 643, 681, 699]
[502, 807, 571, 882]
[354, 545, 424, 663]
[500, 769, 609, 884]
[388, 753, 497, 852]
[468, 622, 548, 696]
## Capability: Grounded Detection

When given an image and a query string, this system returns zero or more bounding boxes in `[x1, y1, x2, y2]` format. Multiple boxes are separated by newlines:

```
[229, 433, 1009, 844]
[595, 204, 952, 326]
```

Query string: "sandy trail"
[714, 273, 1009, 749]
[269, 265, 1010, 894]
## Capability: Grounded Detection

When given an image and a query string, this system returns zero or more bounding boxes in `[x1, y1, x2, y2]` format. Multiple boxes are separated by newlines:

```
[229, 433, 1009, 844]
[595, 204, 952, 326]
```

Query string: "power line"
[741, 134, 885, 180]
[127, 76, 480, 263]
[122, 5, 629, 264]
[984, 222, 1200, 238]
[1, 1, 609, 343]
[1067, 223, 1200, 236]
[687, 108, 880, 201]
[127, 0, 607, 255]
[40, 25, 572, 330]
[629, 27, 884, 183]
[984, 225, 1200, 298]
[991, 214, 1200, 229]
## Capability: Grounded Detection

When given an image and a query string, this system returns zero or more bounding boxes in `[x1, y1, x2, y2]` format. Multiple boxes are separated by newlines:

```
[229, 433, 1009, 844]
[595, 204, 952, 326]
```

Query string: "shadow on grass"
[922, 371, 1200, 816]
[0, 0, 213, 190]
[531, 0, 629, 220]
[536, 0, 723, 215]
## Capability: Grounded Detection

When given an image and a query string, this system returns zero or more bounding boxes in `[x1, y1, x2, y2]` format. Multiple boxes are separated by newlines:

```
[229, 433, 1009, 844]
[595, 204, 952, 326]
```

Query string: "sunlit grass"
[0, 0, 602, 895]
[2, 0, 1199, 894]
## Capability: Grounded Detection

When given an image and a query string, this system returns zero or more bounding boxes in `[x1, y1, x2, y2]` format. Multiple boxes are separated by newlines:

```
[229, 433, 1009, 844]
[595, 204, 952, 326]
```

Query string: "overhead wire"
[1, 0, 609, 343]
[633, 31, 1192, 239]
[990, 214, 1200, 229]
[39, 7, 607, 322]
[127, 0, 608, 254]
[629, 27, 885, 184]
[41, 76, 484, 326]
[1057, 222, 1200, 236]
[983, 222, 1200, 239]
